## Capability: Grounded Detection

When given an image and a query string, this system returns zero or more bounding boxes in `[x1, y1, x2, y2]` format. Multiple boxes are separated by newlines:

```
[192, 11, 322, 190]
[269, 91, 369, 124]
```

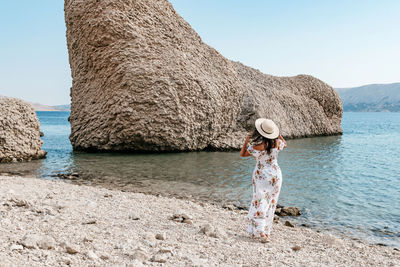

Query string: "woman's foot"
[259, 233, 270, 243]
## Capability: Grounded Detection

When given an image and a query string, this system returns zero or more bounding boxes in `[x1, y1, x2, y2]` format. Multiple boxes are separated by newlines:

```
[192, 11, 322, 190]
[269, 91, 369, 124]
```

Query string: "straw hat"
[255, 118, 279, 139]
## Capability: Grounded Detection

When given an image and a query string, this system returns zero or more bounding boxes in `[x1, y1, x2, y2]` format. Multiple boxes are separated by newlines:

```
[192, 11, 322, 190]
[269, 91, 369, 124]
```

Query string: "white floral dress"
[246, 140, 285, 236]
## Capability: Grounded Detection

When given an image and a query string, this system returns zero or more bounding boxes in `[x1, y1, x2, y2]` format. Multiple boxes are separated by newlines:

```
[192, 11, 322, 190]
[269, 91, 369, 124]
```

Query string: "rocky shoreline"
[0, 175, 398, 266]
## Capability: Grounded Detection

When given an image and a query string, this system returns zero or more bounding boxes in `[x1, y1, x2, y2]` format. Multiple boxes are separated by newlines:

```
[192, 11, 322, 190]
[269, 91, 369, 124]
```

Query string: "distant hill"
[335, 83, 400, 112]
[0, 94, 70, 111]
[30, 103, 70, 111]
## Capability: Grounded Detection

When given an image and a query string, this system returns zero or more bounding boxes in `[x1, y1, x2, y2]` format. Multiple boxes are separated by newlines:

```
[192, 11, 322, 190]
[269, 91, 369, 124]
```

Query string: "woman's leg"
[264, 182, 282, 235]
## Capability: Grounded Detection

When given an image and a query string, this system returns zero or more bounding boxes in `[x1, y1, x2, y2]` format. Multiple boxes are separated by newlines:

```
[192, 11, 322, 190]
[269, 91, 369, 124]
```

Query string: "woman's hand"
[278, 135, 287, 148]
[240, 133, 252, 157]
[246, 133, 252, 141]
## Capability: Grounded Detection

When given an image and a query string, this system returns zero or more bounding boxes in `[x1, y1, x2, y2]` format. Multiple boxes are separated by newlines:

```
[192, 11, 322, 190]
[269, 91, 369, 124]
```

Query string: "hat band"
[260, 124, 273, 134]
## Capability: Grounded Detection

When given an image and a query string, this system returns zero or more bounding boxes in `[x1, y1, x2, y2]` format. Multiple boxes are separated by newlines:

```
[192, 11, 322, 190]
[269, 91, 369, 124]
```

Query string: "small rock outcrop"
[65, 0, 342, 152]
[0, 98, 46, 162]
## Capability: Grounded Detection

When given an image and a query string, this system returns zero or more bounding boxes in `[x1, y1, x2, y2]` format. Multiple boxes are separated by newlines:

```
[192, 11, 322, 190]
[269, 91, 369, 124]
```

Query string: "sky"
[0, 0, 399, 105]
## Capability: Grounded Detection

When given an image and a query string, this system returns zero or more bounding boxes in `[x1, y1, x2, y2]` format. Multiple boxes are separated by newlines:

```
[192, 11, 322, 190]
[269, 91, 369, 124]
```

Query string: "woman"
[240, 118, 287, 242]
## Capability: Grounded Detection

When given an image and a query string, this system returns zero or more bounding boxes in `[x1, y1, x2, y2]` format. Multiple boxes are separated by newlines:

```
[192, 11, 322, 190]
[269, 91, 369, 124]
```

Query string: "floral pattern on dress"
[246, 140, 285, 236]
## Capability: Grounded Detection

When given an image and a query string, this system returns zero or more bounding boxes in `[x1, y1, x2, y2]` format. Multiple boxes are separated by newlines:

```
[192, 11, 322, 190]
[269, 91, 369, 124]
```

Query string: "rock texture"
[65, 0, 342, 152]
[0, 98, 46, 162]
[234, 62, 342, 140]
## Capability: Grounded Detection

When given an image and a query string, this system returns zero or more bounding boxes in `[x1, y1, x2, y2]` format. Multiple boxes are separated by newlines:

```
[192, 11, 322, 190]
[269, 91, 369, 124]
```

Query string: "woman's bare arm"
[240, 134, 252, 157]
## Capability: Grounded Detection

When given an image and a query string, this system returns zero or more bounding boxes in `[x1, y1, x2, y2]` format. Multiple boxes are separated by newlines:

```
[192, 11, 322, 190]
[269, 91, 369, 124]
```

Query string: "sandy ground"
[0, 175, 399, 267]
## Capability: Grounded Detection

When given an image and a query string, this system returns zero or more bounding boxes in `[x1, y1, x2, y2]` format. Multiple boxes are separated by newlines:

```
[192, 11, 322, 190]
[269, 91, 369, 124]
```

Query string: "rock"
[131, 248, 149, 262]
[10, 197, 31, 208]
[200, 224, 215, 235]
[127, 260, 145, 267]
[170, 211, 193, 223]
[65, 0, 242, 152]
[200, 223, 226, 239]
[62, 257, 72, 265]
[40, 131, 44, 137]
[233, 203, 248, 211]
[151, 254, 169, 263]
[83, 237, 93, 243]
[37, 236, 56, 250]
[64, 0, 342, 152]
[185, 255, 209, 266]
[284, 221, 295, 228]
[233, 62, 342, 140]
[155, 233, 166, 240]
[276, 206, 301, 216]
[66, 244, 79, 254]
[99, 253, 110, 260]
[128, 215, 140, 220]
[292, 245, 301, 251]
[10, 244, 24, 251]
[0, 97, 46, 162]
[183, 219, 193, 225]
[82, 219, 97, 225]
[273, 215, 280, 223]
[86, 250, 98, 260]
[222, 203, 236, 210]
[158, 248, 173, 255]
[20, 234, 41, 249]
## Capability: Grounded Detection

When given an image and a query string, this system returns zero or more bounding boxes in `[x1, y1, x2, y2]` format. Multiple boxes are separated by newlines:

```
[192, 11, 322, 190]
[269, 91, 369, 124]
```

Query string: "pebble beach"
[0, 175, 399, 266]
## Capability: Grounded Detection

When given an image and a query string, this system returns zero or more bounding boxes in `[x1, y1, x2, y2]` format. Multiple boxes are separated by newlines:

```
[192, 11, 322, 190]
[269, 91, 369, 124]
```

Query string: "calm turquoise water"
[1, 111, 399, 246]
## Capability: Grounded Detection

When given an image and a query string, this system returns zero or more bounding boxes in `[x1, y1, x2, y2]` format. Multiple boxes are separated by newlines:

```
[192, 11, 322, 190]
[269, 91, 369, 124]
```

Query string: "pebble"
[183, 219, 193, 224]
[127, 259, 145, 267]
[87, 250, 98, 260]
[10, 244, 24, 251]
[200, 224, 215, 235]
[83, 237, 93, 243]
[150, 254, 168, 263]
[61, 257, 72, 265]
[131, 248, 149, 261]
[128, 215, 140, 220]
[222, 203, 236, 210]
[99, 253, 110, 260]
[200, 224, 227, 239]
[20, 234, 41, 249]
[284, 221, 295, 228]
[292, 245, 301, 251]
[82, 219, 97, 225]
[37, 236, 56, 250]
[155, 233, 166, 240]
[170, 210, 192, 223]
[66, 245, 79, 254]
[10, 197, 31, 208]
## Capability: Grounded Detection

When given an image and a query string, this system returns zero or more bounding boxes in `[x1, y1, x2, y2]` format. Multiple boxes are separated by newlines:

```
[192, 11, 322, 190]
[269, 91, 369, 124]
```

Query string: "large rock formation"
[0, 98, 46, 162]
[65, 0, 342, 152]
[233, 62, 342, 139]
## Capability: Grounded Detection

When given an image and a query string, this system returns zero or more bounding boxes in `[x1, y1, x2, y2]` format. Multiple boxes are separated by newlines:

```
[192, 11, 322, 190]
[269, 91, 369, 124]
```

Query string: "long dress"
[246, 140, 285, 236]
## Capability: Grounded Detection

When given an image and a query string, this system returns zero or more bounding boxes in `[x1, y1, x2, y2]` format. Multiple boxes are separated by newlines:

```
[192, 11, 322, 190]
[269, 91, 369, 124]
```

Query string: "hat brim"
[255, 118, 279, 139]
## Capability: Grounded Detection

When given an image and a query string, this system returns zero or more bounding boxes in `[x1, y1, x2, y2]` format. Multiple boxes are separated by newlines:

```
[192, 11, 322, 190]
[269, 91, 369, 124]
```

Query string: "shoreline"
[1, 171, 398, 247]
[0, 175, 399, 266]
[1, 171, 398, 248]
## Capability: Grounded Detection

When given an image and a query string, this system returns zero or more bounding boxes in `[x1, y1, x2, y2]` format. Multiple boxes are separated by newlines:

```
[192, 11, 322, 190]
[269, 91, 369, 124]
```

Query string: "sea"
[1, 111, 399, 247]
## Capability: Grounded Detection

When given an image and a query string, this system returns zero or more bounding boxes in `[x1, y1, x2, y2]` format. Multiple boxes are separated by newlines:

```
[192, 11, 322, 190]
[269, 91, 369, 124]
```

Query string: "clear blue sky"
[1, 0, 399, 105]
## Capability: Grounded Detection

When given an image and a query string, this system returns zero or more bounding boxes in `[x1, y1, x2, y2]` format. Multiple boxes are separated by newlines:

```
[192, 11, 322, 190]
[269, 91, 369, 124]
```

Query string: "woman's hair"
[250, 129, 277, 154]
